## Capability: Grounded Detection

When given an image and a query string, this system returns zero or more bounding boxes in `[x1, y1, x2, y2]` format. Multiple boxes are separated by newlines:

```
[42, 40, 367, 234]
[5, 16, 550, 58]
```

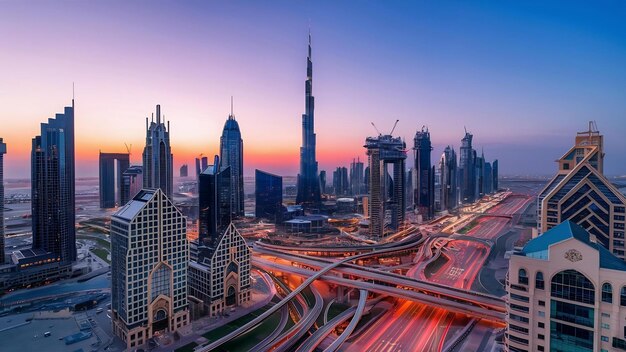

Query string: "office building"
[219, 99, 244, 216]
[121, 166, 143, 206]
[180, 164, 188, 178]
[413, 127, 434, 219]
[110, 189, 189, 350]
[188, 223, 251, 317]
[198, 156, 231, 246]
[439, 146, 458, 211]
[255, 169, 283, 222]
[350, 158, 365, 195]
[31, 100, 76, 264]
[493, 159, 499, 191]
[506, 221, 626, 352]
[296, 32, 321, 205]
[365, 134, 406, 240]
[483, 161, 493, 195]
[0, 138, 5, 264]
[99, 152, 130, 208]
[537, 123, 626, 259]
[475, 151, 485, 198]
[195, 156, 208, 176]
[333, 166, 349, 196]
[319, 170, 326, 194]
[459, 129, 476, 204]
[142, 104, 174, 197]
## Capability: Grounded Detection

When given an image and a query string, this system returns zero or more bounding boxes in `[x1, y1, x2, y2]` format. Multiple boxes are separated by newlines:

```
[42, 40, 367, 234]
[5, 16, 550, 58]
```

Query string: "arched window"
[551, 270, 595, 304]
[602, 283, 613, 303]
[621, 286, 626, 306]
[536, 272, 545, 290]
[518, 268, 528, 285]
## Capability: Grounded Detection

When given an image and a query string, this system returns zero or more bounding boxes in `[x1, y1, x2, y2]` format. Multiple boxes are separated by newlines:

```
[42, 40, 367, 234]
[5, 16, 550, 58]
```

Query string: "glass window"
[519, 268, 528, 285]
[536, 271, 545, 290]
[602, 283, 613, 303]
[551, 270, 595, 305]
[621, 286, 626, 306]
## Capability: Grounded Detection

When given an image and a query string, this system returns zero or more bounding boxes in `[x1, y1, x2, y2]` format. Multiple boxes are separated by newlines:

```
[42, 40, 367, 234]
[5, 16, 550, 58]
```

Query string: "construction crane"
[389, 119, 400, 135]
[371, 122, 381, 136]
[124, 143, 132, 162]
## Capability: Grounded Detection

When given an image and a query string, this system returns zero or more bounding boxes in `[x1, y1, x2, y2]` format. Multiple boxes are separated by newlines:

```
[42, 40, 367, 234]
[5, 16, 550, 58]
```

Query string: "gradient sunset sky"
[1, 1, 625, 179]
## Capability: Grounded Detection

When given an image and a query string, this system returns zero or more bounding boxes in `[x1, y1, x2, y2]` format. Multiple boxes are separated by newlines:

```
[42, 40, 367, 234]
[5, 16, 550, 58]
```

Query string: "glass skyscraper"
[255, 169, 283, 222]
[413, 127, 434, 219]
[198, 156, 231, 246]
[99, 152, 130, 208]
[219, 101, 244, 216]
[459, 129, 476, 204]
[31, 101, 76, 264]
[142, 104, 174, 198]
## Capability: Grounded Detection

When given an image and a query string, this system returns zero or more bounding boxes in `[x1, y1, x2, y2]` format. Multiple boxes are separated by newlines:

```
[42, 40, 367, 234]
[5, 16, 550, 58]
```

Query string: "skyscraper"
[350, 158, 365, 195]
[142, 104, 174, 198]
[459, 129, 476, 204]
[198, 156, 231, 246]
[296, 32, 321, 205]
[99, 152, 130, 208]
[255, 169, 283, 222]
[475, 151, 485, 198]
[537, 122, 626, 258]
[483, 161, 493, 195]
[180, 164, 188, 177]
[0, 138, 5, 264]
[319, 170, 326, 194]
[31, 101, 76, 264]
[120, 165, 143, 206]
[439, 146, 458, 211]
[365, 134, 406, 240]
[110, 189, 189, 350]
[333, 166, 349, 196]
[413, 127, 434, 219]
[219, 99, 244, 216]
[492, 159, 499, 191]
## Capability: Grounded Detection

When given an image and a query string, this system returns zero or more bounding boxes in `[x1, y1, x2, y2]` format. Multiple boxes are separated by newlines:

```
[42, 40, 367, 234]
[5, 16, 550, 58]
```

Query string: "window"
[602, 336, 609, 342]
[519, 268, 528, 285]
[551, 270, 595, 304]
[621, 286, 626, 306]
[538, 322, 545, 328]
[603, 283, 613, 303]
[539, 300, 545, 306]
[538, 346, 544, 351]
[536, 271, 544, 290]
[538, 311, 545, 317]
[602, 323, 610, 329]
[538, 334, 545, 340]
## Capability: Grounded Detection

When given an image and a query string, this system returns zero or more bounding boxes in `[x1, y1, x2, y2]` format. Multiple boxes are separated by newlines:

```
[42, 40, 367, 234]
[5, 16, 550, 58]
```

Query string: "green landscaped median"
[92, 248, 111, 264]
[458, 220, 478, 234]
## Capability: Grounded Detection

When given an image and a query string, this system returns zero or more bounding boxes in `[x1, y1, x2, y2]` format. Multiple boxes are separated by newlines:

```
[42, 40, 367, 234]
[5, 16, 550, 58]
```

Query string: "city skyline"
[2, 1, 626, 180]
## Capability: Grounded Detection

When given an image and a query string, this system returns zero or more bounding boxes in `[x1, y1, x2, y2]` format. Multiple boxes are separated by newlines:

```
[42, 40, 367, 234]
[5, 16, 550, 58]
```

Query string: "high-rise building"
[492, 159, 499, 191]
[506, 221, 626, 352]
[0, 138, 5, 264]
[365, 134, 406, 240]
[537, 122, 626, 258]
[296, 33, 321, 205]
[439, 146, 458, 211]
[142, 104, 174, 198]
[413, 127, 434, 219]
[333, 166, 349, 196]
[483, 161, 493, 195]
[475, 151, 485, 198]
[121, 166, 143, 206]
[195, 156, 208, 176]
[198, 156, 231, 246]
[219, 99, 244, 216]
[31, 101, 76, 264]
[319, 170, 326, 194]
[350, 158, 365, 195]
[255, 170, 283, 222]
[459, 129, 476, 204]
[180, 164, 188, 178]
[110, 189, 189, 350]
[99, 152, 130, 208]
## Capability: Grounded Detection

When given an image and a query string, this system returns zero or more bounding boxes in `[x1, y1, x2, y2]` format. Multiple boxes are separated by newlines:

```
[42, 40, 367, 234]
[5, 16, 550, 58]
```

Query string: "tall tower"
[99, 152, 130, 208]
[31, 101, 76, 264]
[459, 129, 476, 204]
[219, 98, 244, 216]
[413, 126, 434, 219]
[350, 158, 365, 195]
[142, 104, 174, 198]
[0, 138, 6, 264]
[198, 156, 231, 247]
[296, 32, 321, 205]
[365, 134, 406, 240]
[439, 145, 457, 211]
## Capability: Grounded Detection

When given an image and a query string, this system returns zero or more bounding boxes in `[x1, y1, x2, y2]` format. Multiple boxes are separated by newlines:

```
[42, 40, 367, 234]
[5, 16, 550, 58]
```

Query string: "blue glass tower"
[255, 169, 283, 222]
[296, 33, 321, 205]
[219, 99, 244, 216]
[31, 101, 76, 264]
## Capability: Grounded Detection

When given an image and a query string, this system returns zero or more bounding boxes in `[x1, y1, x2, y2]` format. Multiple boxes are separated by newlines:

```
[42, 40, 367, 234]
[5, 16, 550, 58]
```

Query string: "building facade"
[333, 166, 349, 196]
[142, 104, 174, 198]
[413, 127, 434, 219]
[31, 100, 76, 264]
[296, 33, 321, 205]
[110, 189, 189, 350]
[506, 221, 626, 352]
[255, 169, 283, 222]
[121, 166, 143, 206]
[99, 152, 130, 208]
[459, 129, 476, 204]
[537, 123, 626, 259]
[439, 145, 458, 211]
[350, 158, 365, 195]
[219, 102, 244, 216]
[198, 156, 231, 245]
[180, 164, 188, 178]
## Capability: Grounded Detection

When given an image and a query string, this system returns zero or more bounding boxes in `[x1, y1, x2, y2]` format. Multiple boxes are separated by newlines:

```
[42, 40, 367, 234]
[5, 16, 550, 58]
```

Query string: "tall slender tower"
[142, 104, 174, 198]
[0, 138, 6, 264]
[459, 129, 476, 203]
[413, 126, 434, 219]
[439, 145, 458, 211]
[31, 101, 76, 264]
[219, 98, 244, 216]
[296, 32, 321, 205]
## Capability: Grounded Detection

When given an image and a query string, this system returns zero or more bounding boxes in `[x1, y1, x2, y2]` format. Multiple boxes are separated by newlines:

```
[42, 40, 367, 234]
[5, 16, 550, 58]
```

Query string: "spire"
[229, 96, 235, 120]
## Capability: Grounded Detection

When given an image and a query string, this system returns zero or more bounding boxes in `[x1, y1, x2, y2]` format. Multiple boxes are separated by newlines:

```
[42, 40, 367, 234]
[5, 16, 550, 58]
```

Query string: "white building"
[110, 189, 189, 350]
[506, 220, 626, 352]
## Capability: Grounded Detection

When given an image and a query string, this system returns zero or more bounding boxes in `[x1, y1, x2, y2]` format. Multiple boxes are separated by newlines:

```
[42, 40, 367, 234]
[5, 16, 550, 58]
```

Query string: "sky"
[1, 1, 625, 179]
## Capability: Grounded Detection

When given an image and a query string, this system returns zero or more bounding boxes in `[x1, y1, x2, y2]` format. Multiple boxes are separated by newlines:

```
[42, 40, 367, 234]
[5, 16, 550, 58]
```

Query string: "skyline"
[2, 1, 626, 179]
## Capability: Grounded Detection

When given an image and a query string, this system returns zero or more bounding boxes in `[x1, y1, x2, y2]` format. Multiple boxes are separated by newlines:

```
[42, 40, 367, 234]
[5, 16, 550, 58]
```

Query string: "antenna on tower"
[230, 96, 234, 118]
[72, 82, 75, 100]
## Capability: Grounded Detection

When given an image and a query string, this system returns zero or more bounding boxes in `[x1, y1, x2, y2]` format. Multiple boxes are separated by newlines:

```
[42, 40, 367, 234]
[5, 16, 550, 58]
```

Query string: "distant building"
[350, 158, 365, 195]
[255, 170, 283, 222]
[121, 166, 143, 206]
[198, 156, 231, 245]
[142, 104, 174, 197]
[0, 138, 5, 264]
[365, 134, 406, 240]
[483, 161, 493, 195]
[219, 99, 244, 216]
[333, 166, 349, 196]
[180, 164, 188, 178]
[459, 129, 476, 204]
[195, 156, 208, 176]
[475, 151, 484, 198]
[439, 146, 458, 211]
[506, 221, 626, 352]
[110, 189, 189, 350]
[413, 127, 434, 219]
[319, 170, 326, 194]
[537, 123, 626, 259]
[492, 159, 499, 191]
[99, 152, 130, 208]
[31, 100, 76, 264]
